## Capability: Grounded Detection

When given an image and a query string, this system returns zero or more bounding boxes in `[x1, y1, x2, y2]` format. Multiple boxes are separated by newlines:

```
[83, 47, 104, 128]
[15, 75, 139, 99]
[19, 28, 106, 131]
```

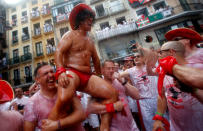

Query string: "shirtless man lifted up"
[48, 4, 118, 131]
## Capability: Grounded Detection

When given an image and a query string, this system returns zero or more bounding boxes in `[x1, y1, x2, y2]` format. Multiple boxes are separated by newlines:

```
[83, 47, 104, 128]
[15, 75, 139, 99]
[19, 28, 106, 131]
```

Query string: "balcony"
[12, 19, 17, 27]
[12, 36, 18, 45]
[22, 34, 30, 42]
[32, 28, 42, 39]
[109, 3, 126, 15]
[94, 3, 203, 41]
[21, 53, 32, 63]
[35, 52, 44, 59]
[46, 44, 56, 55]
[136, 3, 203, 29]
[96, 22, 137, 41]
[25, 76, 32, 83]
[21, 16, 28, 24]
[30, 10, 40, 21]
[9, 56, 20, 65]
[0, 58, 8, 70]
[41, 7, 51, 17]
[43, 24, 54, 35]
[53, 13, 69, 24]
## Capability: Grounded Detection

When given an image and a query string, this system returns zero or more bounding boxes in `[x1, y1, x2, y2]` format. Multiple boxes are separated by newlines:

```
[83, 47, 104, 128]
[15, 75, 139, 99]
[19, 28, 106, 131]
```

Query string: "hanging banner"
[128, 0, 153, 8]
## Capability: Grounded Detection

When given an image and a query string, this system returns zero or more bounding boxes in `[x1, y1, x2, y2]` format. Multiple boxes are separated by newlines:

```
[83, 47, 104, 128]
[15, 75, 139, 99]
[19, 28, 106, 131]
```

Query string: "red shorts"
[67, 68, 91, 87]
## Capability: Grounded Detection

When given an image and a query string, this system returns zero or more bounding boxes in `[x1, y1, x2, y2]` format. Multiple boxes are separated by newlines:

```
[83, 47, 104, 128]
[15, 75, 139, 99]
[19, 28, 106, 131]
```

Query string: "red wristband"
[152, 115, 170, 131]
[105, 103, 115, 113]
[55, 67, 66, 80]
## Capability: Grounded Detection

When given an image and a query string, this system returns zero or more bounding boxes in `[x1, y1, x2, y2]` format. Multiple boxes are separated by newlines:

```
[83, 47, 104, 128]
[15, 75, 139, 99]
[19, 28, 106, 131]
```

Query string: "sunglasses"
[159, 49, 170, 54]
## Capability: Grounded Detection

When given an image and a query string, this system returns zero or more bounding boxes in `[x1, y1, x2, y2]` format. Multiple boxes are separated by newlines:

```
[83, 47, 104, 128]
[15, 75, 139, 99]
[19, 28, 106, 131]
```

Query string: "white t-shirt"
[11, 96, 29, 110]
[126, 66, 158, 99]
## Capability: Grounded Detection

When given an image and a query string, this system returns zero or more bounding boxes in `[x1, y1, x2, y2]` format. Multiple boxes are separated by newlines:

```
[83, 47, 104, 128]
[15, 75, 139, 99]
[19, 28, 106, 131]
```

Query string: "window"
[46, 38, 55, 54]
[11, 7, 16, 12]
[155, 26, 171, 45]
[64, 4, 74, 13]
[14, 69, 20, 80]
[100, 22, 110, 30]
[32, 7, 38, 12]
[12, 15, 17, 26]
[22, 11, 27, 16]
[34, 23, 41, 35]
[23, 45, 30, 54]
[57, 6, 66, 15]
[153, 1, 166, 12]
[32, 0, 38, 5]
[47, 38, 55, 45]
[60, 27, 69, 37]
[22, 27, 29, 35]
[45, 19, 52, 24]
[21, 3, 26, 9]
[12, 30, 18, 43]
[36, 42, 43, 56]
[116, 16, 126, 25]
[95, 4, 105, 17]
[109, 0, 123, 13]
[25, 66, 32, 76]
[22, 27, 29, 41]
[13, 49, 19, 59]
[136, 8, 149, 17]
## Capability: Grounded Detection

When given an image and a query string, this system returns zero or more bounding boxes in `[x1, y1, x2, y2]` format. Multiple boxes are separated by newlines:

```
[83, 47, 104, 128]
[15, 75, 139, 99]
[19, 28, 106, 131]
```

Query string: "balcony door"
[25, 65, 32, 83]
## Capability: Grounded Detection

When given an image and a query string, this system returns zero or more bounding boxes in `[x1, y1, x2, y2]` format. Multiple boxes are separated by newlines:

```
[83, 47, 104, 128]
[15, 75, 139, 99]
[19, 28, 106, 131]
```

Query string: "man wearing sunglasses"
[116, 51, 158, 131]
[153, 40, 203, 131]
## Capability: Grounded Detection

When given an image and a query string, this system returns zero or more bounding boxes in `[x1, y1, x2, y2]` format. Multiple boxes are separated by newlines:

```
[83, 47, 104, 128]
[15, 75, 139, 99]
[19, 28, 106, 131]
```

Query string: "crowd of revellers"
[0, 27, 203, 131]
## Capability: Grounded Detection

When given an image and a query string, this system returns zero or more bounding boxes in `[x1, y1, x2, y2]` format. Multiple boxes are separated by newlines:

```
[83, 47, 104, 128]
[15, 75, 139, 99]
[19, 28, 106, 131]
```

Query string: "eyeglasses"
[159, 49, 170, 54]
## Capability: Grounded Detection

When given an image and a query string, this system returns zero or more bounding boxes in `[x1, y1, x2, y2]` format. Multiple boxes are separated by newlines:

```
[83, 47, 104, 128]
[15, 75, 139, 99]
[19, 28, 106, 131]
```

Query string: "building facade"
[87, 0, 203, 61]
[0, 0, 10, 81]
[5, 0, 56, 89]
[4, 0, 203, 88]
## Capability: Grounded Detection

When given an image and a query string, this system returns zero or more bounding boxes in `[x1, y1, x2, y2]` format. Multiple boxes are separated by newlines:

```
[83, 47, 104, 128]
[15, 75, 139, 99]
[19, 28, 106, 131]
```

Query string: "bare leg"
[81, 75, 118, 131]
[49, 72, 80, 120]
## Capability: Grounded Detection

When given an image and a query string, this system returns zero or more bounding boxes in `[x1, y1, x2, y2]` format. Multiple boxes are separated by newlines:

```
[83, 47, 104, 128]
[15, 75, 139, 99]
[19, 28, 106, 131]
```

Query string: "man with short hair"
[10, 87, 29, 114]
[118, 52, 159, 131]
[164, 28, 203, 89]
[24, 62, 86, 131]
[153, 41, 203, 131]
[0, 80, 23, 131]
[88, 60, 140, 131]
[51, 4, 118, 131]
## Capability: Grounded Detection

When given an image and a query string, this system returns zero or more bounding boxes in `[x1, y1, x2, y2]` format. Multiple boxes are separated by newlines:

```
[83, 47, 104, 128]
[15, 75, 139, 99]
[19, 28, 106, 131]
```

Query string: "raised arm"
[173, 64, 203, 89]
[91, 42, 101, 75]
[125, 82, 140, 99]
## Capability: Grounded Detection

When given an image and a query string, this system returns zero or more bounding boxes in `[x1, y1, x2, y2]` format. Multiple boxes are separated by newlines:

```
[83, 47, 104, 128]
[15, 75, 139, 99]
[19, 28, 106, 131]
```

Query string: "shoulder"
[29, 91, 41, 102]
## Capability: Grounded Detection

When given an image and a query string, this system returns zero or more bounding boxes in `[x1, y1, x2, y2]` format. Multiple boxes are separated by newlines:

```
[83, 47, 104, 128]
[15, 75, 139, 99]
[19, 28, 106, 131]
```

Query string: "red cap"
[165, 28, 202, 45]
[69, 3, 95, 30]
[0, 80, 14, 104]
